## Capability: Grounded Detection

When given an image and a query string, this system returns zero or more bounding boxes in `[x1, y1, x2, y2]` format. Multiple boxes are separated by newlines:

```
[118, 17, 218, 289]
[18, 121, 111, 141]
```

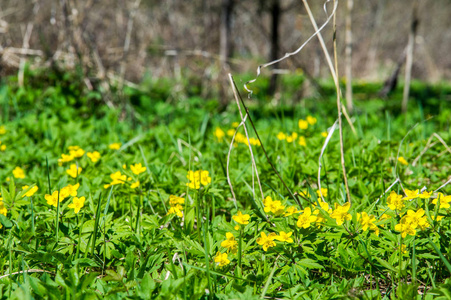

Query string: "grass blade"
[46, 156, 51, 194]
[91, 191, 105, 257]
[427, 236, 451, 274]
[261, 255, 280, 298]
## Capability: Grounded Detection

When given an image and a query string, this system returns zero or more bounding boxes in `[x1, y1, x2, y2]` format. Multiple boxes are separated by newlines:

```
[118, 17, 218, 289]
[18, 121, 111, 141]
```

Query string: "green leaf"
[298, 258, 324, 270]
[374, 257, 397, 273]
[0, 214, 12, 228]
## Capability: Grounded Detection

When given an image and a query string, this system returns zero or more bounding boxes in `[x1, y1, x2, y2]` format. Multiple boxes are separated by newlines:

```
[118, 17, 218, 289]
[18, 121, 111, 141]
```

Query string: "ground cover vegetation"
[0, 70, 451, 299]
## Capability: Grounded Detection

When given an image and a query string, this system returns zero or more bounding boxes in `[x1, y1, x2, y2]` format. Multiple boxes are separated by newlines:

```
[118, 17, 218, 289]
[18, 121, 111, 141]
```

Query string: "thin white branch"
[244, 0, 338, 97]
[375, 178, 400, 204]
[318, 119, 339, 203]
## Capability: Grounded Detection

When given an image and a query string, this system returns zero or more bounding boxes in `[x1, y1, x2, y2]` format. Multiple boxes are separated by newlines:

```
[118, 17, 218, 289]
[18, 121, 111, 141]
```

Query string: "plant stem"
[238, 226, 243, 270]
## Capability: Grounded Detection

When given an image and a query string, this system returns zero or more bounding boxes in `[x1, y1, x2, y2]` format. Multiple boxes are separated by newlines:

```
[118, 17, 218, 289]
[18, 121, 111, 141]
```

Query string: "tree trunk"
[268, 0, 280, 95]
[220, 0, 234, 64]
[219, 0, 234, 108]
[345, 0, 353, 113]
[402, 0, 419, 113]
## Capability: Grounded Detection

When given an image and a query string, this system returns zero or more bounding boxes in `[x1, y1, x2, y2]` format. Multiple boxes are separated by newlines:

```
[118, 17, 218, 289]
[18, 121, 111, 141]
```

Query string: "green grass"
[0, 72, 450, 299]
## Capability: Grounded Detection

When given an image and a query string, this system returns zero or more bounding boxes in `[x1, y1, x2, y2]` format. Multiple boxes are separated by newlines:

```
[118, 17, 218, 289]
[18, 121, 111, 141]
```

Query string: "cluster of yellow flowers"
[256, 231, 293, 251]
[58, 146, 105, 167]
[103, 163, 145, 189]
[58, 146, 86, 165]
[276, 132, 306, 146]
[213, 124, 261, 147]
[186, 170, 211, 189]
[387, 189, 450, 238]
[166, 195, 185, 218]
[45, 183, 85, 213]
[298, 116, 317, 130]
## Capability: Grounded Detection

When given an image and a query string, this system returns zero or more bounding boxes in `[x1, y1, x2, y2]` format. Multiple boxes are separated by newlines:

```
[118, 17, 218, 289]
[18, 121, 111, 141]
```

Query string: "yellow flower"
[357, 212, 379, 236]
[400, 244, 408, 255]
[22, 185, 38, 198]
[318, 201, 332, 213]
[298, 119, 308, 130]
[227, 129, 235, 137]
[307, 116, 317, 125]
[0, 140, 6, 151]
[200, 171, 211, 186]
[248, 137, 261, 146]
[379, 213, 391, 221]
[109, 143, 121, 150]
[404, 209, 428, 229]
[13, 166, 25, 179]
[0, 125, 5, 134]
[214, 252, 230, 267]
[284, 206, 301, 217]
[186, 170, 201, 189]
[45, 191, 62, 207]
[186, 170, 211, 189]
[317, 188, 328, 198]
[277, 132, 286, 140]
[298, 136, 306, 146]
[169, 195, 185, 206]
[321, 131, 328, 138]
[273, 231, 293, 243]
[87, 151, 101, 163]
[313, 202, 331, 226]
[404, 189, 419, 200]
[432, 193, 451, 209]
[232, 122, 239, 128]
[387, 191, 405, 211]
[104, 171, 127, 188]
[0, 199, 6, 229]
[256, 232, 277, 251]
[330, 202, 352, 226]
[69, 147, 85, 158]
[221, 232, 238, 253]
[432, 215, 444, 221]
[235, 133, 246, 144]
[58, 153, 74, 166]
[398, 156, 408, 166]
[130, 181, 140, 189]
[263, 196, 285, 216]
[286, 136, 294, 143]
[130, 163, 146, 175]
[68, 196, 86, 213]
[214, 127, 225, 142]
[61, 183, 80, 198]
[419, 190, 432, 199]
[297, 207, 317, 229]
[167, 205, 183, 218]
[232, 211, 250, 225]
[395, 219, 416, 238]
[66, 164, 82, 178]
[0, 200, 7, 217]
